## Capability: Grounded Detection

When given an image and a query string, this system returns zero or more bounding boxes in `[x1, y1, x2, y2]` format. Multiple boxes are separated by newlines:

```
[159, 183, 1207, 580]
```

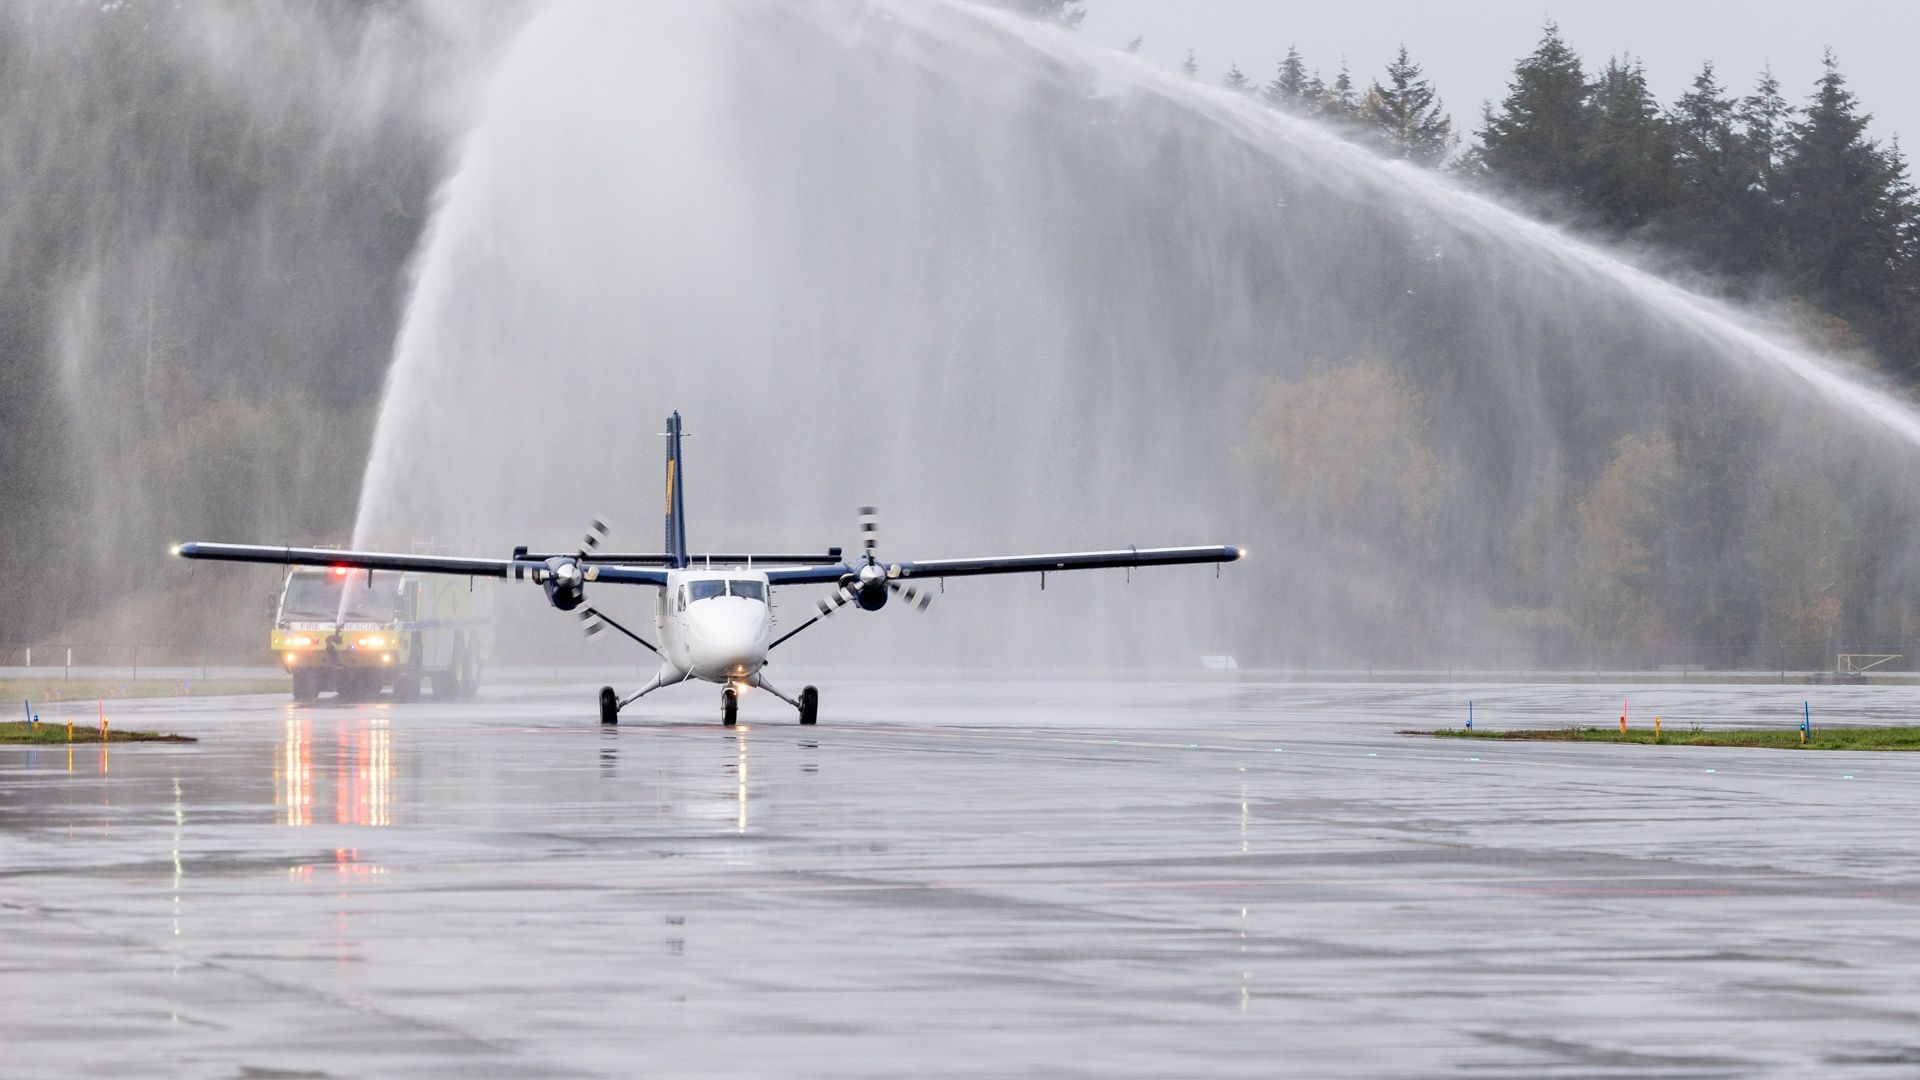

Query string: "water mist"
[354, 0, 1920, 670]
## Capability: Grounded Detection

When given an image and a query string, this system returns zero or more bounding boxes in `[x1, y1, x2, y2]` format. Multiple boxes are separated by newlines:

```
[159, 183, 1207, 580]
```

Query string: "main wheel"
[599, 686, 619, 726]
[798, 685, 819, 726]
[721, 687, 739, 726]
[292, 668, 319, 703]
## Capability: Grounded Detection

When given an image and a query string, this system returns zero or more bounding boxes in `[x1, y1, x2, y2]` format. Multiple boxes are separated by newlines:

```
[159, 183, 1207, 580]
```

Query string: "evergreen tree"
[1738, 65, 1793, 189]
[1777, 52, 1915, 363]
[1264, 46, 1311, 110]
[1181, 48, 1198, 79]
[1123, 35, 1142, 54]
[1480, 22, 1592, 198]
[1581, 56, 1679, 230]
[1667, 63, 1755, 271]
[1359, 45, 1455, 165]
[1222, 63, 1252, 95]
[1731, 66, 1794, 271]
[1322, 61, 1357, 119]
[1304, 69, 1328, 109]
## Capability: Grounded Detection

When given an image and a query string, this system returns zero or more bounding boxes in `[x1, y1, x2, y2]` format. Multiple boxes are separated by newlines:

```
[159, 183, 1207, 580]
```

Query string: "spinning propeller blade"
[888, 580, 934, 612]
[581, 518, 609, 556]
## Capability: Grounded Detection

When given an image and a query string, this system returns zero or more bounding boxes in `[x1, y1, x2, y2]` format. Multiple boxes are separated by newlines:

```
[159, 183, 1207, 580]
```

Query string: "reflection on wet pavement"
[3, 679, 1920, 1077]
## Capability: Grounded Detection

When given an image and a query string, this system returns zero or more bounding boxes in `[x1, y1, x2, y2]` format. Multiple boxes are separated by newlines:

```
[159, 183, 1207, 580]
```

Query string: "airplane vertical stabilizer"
[664, 412, 688, 568]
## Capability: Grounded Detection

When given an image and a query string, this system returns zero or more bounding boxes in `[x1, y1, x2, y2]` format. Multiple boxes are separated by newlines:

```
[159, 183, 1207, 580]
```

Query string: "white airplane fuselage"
[654, 569, 775, 686]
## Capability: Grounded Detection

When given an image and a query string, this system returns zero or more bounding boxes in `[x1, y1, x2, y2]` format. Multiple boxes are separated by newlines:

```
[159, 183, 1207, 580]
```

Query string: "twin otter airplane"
[175, 412, 1242, 726]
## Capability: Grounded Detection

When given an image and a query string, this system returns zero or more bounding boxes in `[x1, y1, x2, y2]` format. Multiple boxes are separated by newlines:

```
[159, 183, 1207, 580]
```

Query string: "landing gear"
[599, 685, 619, 726]
[721, 686, 739, 726]
[749, 675, 818, 725]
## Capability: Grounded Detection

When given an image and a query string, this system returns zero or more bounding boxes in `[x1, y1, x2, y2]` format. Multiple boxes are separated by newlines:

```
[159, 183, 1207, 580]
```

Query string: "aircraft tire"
[798, 685, 818, 725]
[292, 668, 319, 703]
[721, 687, 738, 727]
[599, 686, 619, 726]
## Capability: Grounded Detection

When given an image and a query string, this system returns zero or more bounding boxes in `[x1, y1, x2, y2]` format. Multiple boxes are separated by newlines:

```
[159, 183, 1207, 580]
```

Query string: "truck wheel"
[292, 668, 319, 703]
[448, 640, 475, 701]
[394, 671, 422, 703]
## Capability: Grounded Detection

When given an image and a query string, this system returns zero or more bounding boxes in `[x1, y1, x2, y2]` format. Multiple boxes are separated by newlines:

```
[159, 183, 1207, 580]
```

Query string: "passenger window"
[729, 580, 766, 602]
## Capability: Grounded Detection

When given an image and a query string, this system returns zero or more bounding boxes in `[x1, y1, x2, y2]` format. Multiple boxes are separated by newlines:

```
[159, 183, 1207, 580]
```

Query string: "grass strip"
[1412, 726, 1920, 751]
[0, 720, 195, 745]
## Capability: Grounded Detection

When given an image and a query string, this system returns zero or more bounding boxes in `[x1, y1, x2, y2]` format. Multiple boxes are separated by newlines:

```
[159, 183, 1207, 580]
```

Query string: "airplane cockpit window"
[687, 580, 729, 603]
[729, 579, 766, 602]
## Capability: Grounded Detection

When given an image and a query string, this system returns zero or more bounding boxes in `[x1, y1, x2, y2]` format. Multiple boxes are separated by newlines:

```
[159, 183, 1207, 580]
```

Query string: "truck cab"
[272, 566, 493, 703]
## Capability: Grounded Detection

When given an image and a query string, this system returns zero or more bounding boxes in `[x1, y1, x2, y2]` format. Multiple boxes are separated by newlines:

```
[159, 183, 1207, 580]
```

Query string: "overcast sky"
[1081, 1, 1917, 147]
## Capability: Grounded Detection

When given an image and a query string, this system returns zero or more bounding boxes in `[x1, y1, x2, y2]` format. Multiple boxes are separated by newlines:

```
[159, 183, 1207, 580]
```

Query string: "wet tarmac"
[4, 678, 1920, 1078]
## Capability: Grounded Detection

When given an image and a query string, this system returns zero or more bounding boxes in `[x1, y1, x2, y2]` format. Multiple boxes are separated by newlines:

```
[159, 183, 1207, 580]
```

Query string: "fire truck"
[270, 563, 493, 702]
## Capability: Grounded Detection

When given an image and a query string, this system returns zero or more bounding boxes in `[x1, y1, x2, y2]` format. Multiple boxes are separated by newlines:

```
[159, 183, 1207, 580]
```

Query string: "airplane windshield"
[684, 579, 766, 603]
[282, 571, 397, 621]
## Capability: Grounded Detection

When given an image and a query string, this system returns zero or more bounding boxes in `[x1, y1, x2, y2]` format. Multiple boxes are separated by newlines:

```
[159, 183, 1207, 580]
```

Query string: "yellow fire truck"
[271, 565, 494, 702]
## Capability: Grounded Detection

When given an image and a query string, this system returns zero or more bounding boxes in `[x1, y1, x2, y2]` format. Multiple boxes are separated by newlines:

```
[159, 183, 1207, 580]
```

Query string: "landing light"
[332, 566, 349, 577]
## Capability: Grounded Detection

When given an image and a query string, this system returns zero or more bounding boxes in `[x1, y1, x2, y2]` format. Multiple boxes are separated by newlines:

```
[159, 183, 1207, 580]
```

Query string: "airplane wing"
[172, 542, 669, 586]
[512, 550, 844, 566]
[763, 545, 1242, 585]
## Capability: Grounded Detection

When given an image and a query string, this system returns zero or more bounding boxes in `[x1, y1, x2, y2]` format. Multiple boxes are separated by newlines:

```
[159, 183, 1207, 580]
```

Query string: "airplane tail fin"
[664, 412, 688, 569]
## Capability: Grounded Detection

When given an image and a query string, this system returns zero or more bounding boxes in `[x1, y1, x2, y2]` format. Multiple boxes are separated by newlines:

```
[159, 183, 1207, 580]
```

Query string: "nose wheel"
[721, 686, 739, 726]
[799, 685, 819, 725]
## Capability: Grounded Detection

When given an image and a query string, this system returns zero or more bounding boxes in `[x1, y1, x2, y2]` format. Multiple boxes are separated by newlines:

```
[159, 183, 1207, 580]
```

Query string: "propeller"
[815, 506, 933, 618]
[535, 518, 610, 612]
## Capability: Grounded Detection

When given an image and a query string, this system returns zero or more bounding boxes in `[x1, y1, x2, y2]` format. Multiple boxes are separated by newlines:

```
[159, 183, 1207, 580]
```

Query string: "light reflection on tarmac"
[4, 679, 1920, 1077]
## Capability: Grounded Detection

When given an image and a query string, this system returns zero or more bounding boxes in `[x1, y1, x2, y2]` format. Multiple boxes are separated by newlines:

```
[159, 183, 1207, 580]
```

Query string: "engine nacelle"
[541, 557, 586, 611]
[846, 564, 889, 611]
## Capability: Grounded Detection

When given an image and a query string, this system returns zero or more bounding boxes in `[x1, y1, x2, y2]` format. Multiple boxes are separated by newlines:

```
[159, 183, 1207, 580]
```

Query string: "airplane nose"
[686, 600, 767, 674]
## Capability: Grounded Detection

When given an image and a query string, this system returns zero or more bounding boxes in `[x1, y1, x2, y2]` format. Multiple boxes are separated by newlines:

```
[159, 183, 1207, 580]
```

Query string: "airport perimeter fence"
[0, 643, 266, 681]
